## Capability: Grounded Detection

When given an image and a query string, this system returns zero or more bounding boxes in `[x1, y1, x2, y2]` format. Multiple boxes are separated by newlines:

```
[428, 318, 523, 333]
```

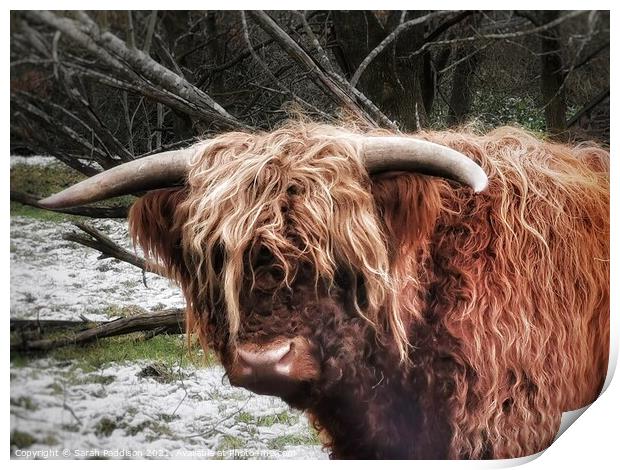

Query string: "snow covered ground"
[11, 359, 324, 460]
[10, 155, 102, 169]
[10, 217, 185, 322]
[10, 184, 327, 459]
[10, 155, 58, 167]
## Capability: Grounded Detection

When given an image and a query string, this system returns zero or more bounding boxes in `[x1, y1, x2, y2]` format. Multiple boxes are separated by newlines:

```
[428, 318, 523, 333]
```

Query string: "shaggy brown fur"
[129, 123, 609, 459]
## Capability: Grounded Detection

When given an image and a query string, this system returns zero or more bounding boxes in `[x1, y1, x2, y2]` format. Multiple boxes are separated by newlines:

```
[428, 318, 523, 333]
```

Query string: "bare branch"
[248, 10, 397, 130]
[143, 11, 158, 54]
[240, 12, 331, 121]
[573, 42, 609, 71]
[22, 10, 248, 130]
[424, 11, 476, 43]
[58, 70, 135, 162]
[10, 121, 101, 177]
[296, 11, 334, 72]
[351, 11, 451, 88]
[567, 88, 610, 128]
[62, 221, 162, 275]
[126, 11, 136, 48]
[11, 92, 113, 168]
[401, 10, 588, 60]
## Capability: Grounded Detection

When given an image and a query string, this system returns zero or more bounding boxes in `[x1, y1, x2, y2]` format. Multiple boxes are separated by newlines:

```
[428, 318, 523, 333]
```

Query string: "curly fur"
[129, 122, 609, 459]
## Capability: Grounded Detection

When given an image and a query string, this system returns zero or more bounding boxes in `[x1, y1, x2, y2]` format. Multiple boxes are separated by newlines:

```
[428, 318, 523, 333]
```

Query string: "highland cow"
[41, 123, 609, 459]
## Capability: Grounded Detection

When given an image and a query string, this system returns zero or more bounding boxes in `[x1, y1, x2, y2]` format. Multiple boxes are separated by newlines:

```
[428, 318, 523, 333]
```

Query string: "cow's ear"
[370, 173, 442, 260]
[128, 188, 188, 281]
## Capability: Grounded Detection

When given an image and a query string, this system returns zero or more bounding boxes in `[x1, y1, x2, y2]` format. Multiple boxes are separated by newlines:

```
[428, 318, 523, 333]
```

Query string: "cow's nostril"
[237, 342, 292, 368]
[230, 339, 318, 397]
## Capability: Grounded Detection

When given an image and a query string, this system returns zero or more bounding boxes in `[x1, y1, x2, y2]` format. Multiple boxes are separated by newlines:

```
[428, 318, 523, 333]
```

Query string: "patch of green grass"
[137, 362, 189, 383]
[157, 413, 178, 423]
[10, 431, 36, 449]
[10, 201, 76, 222]
[11, 333, 212, 372]
[47, 334, 215, 372]
[257, 411, 299, 426]
[235, 411, 254, 425]
[11, 163, 83, 195]
[10, 162, 83, 222]
[94, 417, 118, 437]
[102, 304, 148, 319]
[10, 162, 135, 221]
[126, 420, 172, 439]
[41, 435, 59, 446]
[11, 324, 218, 376]
[88, 374, 116, 386]
[10, 396, 38, 411]
[217, 434, 245, 451]
[10, 354, 32, 369]
[236, 410, 299, 427]
[94, 415, 174, 441]
[10, 321, 98, 359]
[267, 432, 321, 450]
[61, 423, 81, 433]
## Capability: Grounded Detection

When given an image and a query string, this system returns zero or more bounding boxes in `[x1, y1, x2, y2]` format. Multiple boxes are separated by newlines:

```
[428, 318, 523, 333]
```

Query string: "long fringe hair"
[177, 123, 410, 359]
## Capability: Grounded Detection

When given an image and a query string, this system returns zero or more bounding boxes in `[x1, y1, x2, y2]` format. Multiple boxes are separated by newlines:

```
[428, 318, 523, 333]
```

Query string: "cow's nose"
[228, 338, 319, 397]
[237, 342, 293, 375]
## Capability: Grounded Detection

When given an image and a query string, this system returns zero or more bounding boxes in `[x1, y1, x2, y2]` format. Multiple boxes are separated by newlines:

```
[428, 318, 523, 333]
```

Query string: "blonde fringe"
[178, 122, 410, 361]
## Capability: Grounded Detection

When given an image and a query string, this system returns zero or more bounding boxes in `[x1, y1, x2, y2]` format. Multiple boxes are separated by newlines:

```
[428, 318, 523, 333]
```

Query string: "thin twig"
[143, 11, 158, 54]
[351, 11, 451, 88]
[248, 10, 396, 129]
[240, 12, 331, 120]
[62, 221, 161, 274]
[399, 11, 587, 61]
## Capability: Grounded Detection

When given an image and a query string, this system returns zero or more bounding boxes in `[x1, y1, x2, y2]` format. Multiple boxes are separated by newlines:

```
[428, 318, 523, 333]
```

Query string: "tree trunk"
[205, 11, 224, 95]
[540, 11, 567, 137]
[331, 10, 428, 131]
[447, 37, 481, 125]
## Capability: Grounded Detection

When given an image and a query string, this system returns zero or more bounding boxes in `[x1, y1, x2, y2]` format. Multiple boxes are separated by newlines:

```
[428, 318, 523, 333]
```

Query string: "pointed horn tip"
[473, 175, 489, 193]
[38, 196, 58, 209]
[38, 194, 71, 209]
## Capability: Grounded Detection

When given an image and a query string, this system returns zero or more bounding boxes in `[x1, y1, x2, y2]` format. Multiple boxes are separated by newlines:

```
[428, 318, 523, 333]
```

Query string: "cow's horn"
[38, 146, 205, 209]
[356, 136, 488, 192]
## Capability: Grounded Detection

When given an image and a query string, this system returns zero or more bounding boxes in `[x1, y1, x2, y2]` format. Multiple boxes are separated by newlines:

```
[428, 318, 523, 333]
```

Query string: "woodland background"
[10, 10, 610, 170]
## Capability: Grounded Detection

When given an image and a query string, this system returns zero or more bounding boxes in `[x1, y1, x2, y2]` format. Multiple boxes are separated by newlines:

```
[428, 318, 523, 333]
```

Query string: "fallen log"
[10, 318, 99, 331]
[12, 308, 185, 352]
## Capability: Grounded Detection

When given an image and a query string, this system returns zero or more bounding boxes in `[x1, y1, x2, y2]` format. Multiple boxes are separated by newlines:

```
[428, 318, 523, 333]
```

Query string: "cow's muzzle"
[228, 337, 320, 397]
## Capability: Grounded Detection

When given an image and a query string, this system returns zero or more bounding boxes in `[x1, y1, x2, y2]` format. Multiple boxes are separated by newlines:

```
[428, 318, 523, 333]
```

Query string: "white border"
[4, 3, 617, 468]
